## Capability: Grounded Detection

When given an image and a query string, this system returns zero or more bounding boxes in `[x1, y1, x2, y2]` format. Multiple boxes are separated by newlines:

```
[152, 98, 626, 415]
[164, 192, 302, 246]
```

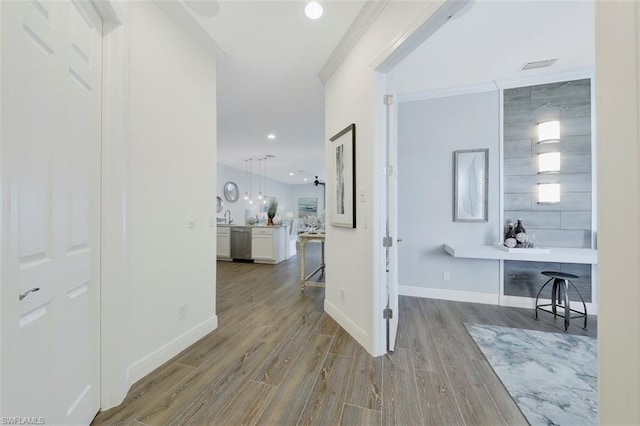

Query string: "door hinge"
[382, 236, 393, 247]
[384, 94, 394, 106]
[383, 307, 393, 319]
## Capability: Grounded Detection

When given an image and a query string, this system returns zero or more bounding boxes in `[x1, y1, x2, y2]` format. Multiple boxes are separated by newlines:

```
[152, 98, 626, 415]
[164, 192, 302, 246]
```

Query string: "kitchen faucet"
[224, 210, 232, 224]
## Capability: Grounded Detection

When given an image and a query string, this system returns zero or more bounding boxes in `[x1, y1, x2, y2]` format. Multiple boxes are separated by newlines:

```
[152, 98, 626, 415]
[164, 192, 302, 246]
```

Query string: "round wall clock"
[216, 196, 224, 213]
[223, 181, 239, 202]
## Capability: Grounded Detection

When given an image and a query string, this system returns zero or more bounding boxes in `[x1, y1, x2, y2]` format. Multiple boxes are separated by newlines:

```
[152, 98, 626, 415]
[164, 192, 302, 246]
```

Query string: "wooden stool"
[535, 271, 587, 331]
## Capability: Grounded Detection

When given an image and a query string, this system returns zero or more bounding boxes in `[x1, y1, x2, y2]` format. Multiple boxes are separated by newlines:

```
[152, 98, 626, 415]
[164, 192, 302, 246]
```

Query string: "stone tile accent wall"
[503, 79, 592, 249]
[503, 79, 593, 301]
[504, 261, 592, 303]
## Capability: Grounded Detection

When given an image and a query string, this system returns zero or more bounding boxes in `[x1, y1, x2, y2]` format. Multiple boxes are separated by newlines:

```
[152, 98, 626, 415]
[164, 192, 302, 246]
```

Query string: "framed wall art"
[298, 197, 318, 218]
[330, 123, 356, 228]
[454, 148, 488, 222]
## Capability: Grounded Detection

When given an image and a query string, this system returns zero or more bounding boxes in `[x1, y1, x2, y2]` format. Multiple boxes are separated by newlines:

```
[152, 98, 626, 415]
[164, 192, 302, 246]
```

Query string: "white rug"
[466, 324, 597, 426]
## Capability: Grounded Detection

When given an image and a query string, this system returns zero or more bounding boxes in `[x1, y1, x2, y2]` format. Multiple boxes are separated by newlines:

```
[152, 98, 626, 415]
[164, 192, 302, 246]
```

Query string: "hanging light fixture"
[248, 158, 253, 204]
[257, 158, 264, 200]
[263, 157, 268, 204]
[243, 160, 249, 200]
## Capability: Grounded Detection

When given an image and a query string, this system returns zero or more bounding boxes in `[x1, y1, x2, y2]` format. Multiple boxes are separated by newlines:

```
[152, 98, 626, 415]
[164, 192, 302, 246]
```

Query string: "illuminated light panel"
[537, 120, 560, 144]
[538, 183, 560, 203]
[538, 152, 561, 173]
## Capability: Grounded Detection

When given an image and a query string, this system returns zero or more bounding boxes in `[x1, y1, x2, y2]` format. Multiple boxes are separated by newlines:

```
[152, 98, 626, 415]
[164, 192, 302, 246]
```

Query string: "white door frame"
[91, 0, 131, 409]
[370, 0, 471, 356]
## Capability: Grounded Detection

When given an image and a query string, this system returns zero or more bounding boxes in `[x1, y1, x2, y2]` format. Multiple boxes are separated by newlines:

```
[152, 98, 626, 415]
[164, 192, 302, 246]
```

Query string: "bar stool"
[535, 271, 587, 331]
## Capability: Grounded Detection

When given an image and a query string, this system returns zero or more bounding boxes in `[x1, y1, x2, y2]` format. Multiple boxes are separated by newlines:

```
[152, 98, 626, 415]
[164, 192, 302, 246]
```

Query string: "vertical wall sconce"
[537, 120, 560, 144]
[538, 183, 560, 203]
[538, 152, 561, 173]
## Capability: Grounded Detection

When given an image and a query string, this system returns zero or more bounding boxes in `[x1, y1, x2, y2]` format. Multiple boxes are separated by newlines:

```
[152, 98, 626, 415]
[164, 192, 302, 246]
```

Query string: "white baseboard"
[128, 315, 218, 385]
[499, 295, 598, 315]
[399, 285, 500, 305]
[324, 299, 369, 349]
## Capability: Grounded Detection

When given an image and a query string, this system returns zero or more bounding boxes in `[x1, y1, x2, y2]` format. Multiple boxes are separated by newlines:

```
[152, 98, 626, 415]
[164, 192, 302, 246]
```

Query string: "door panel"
[2, 1, 103, 422]
[386, 94, 399, 352]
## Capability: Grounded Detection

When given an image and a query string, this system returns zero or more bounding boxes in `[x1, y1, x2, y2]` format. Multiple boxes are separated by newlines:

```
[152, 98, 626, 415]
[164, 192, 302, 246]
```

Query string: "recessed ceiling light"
[305, 1, 323, 20]
[267, 134, 276, 140]
[289, 172, 294, 176]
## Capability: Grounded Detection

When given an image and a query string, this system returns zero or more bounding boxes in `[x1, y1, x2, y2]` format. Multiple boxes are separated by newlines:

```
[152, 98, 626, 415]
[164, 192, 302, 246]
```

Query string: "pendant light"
[263, 157, 268, 204]
[257, 158, 264, 200]
[248, 158, 253, 204]
[243, 160, 249, 200]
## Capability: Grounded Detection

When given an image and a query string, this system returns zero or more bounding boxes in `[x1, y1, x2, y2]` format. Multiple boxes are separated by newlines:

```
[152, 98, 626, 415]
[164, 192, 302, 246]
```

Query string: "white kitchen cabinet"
[252, 226, 285, 264]
[217, 226, 231, 260]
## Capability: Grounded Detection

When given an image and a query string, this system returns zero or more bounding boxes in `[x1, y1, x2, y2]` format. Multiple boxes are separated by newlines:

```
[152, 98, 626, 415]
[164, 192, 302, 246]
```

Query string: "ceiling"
[390, 0, 595, 94]
[183, 0, 595, 185]
[183, 0, 366, 185]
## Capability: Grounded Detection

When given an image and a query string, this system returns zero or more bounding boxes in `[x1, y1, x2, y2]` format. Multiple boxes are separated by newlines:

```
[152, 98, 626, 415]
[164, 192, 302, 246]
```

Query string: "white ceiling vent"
[520, 59, 558, 71]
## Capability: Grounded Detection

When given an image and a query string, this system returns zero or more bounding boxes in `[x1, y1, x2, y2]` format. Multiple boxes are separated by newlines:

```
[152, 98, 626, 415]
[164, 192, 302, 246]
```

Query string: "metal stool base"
[534, 274, 587, 331]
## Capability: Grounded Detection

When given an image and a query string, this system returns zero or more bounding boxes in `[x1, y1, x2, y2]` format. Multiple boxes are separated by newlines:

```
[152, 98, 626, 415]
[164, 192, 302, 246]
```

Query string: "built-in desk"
[443, 244, 598, 264]
[443, 243, 598, 311]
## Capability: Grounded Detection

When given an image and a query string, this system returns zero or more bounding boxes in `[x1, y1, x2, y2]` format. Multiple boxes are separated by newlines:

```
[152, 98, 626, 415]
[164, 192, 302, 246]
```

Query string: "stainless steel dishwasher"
[230, 227, 252, 260]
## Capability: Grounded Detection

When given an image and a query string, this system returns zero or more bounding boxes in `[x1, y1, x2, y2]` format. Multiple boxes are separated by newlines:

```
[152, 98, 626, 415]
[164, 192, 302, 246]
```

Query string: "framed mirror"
[224, 181, 239, 202]
[216, 196, 224, 213]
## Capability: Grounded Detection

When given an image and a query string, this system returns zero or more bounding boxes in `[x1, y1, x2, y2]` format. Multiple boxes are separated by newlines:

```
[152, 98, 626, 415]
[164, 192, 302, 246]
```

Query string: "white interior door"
[385, 94, 399, 352]
[1, 1, 103, 422]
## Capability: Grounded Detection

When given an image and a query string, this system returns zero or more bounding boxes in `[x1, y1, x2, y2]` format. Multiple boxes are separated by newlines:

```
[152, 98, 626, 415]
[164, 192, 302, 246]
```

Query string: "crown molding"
[397, 67, 595, 103]
[494, 66, 595, 90]
[91, 0, 126, 26]
[152, 0, 226, 60]
[397, 81, 498, 103]
[319, 0, 389, 84]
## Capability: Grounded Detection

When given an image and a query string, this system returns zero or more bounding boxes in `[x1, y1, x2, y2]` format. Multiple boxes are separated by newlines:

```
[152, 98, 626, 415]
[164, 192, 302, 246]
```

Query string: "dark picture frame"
[454, 148, 489, 222]
[329, 123, 356, 228]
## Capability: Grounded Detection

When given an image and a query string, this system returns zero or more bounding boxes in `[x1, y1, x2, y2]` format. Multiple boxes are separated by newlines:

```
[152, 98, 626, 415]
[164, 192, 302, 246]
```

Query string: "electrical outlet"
[179, 304, 187, 320]
[443, 271, 450, 281]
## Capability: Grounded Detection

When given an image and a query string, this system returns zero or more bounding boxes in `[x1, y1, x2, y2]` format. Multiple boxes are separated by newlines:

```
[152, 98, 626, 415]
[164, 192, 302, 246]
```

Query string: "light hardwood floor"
[93, 243, 596, 425]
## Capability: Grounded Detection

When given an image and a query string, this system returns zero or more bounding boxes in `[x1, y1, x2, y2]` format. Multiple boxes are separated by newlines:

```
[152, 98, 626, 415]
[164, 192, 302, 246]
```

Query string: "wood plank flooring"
[93, 244, 597, 425]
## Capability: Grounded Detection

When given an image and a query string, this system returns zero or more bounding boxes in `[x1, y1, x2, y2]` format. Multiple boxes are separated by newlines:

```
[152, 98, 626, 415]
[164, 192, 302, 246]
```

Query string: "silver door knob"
[19, 287, 40, 301]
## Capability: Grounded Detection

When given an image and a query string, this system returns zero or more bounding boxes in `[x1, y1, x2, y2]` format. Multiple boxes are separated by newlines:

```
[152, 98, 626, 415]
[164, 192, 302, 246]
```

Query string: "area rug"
[465, 324, 597, 426]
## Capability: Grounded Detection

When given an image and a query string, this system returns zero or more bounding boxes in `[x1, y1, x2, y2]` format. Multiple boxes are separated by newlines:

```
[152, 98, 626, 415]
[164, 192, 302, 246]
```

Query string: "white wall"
[127, 1, 218, 381]
[396, 91, 500, 298]
[324, 1, 438, 356]
[596, 2, 640, 423]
